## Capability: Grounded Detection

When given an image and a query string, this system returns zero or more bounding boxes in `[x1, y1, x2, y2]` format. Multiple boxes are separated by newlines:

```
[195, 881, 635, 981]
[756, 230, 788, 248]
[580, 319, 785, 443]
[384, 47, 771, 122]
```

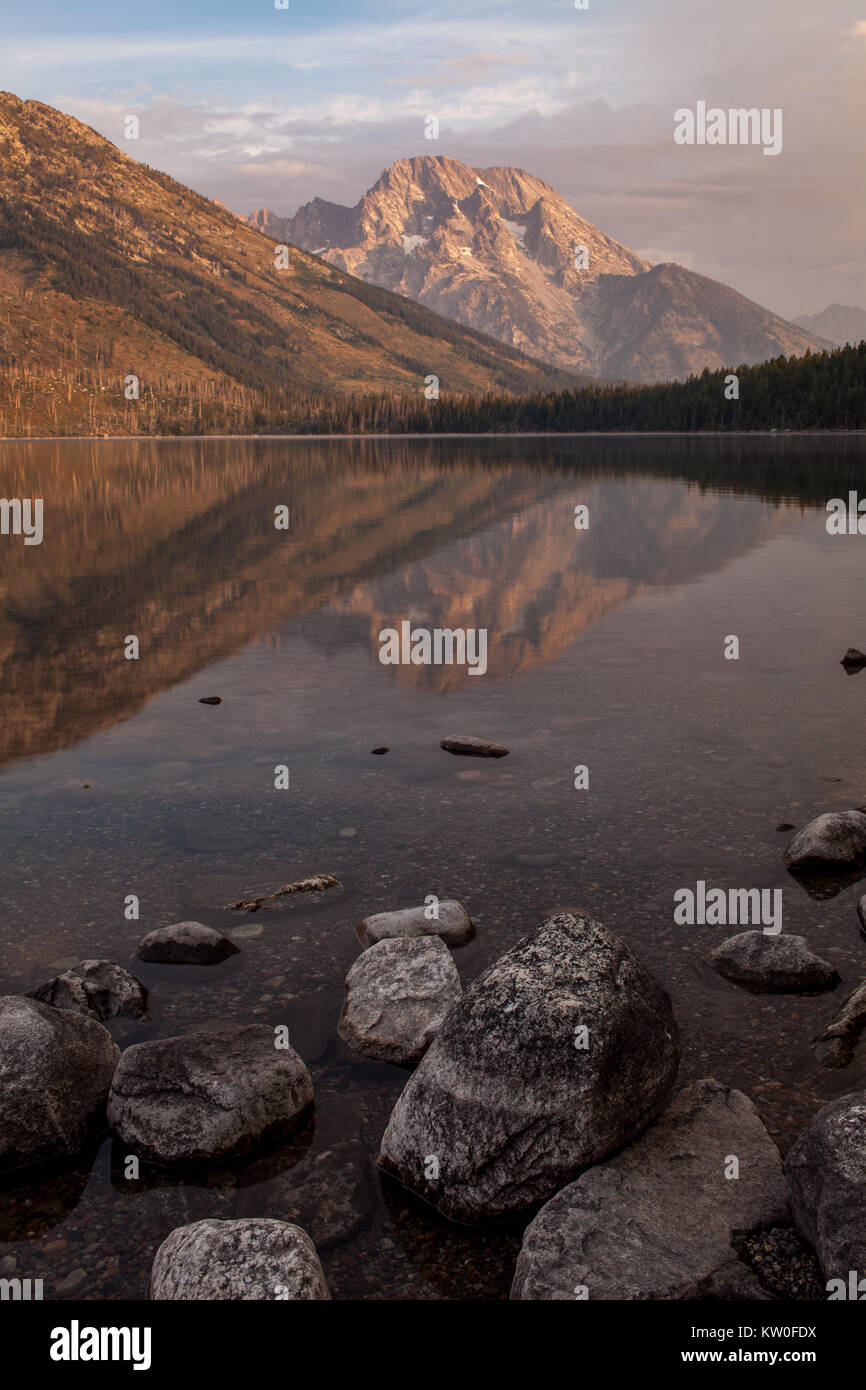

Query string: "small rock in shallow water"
[840, 648, 866, 669]
[29, 959, 148, 1022]
[149, 1219, 329, 1300]
[356, 900, 474, 948]
[198, 696, 222, 705]
[370, 746, 389, 755]
[440, 735, 509, 758]
[707, 931, 839, 993]
[812, 979, 866, 1067]
[782, 810, 866, 876]
[776, 822, 796, 832]
[56, 1268, 88, 1297]
[339, 937, 461, 1066]
[136, 921, 239, 965]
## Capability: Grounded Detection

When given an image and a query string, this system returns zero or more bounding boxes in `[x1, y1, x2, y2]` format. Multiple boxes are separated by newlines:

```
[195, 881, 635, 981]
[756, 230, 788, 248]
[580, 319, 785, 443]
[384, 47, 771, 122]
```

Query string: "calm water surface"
[1, 435, 865, 1299]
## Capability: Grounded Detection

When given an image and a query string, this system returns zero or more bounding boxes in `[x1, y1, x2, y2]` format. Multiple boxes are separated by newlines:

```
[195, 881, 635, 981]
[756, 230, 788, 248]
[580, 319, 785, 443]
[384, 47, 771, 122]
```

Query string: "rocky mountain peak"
[247, 154, 825, 382]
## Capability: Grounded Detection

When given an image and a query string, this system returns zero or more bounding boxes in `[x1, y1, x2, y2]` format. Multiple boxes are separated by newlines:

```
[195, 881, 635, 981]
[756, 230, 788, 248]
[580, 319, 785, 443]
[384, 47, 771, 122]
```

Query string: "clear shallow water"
[1, 435, 865, 1300]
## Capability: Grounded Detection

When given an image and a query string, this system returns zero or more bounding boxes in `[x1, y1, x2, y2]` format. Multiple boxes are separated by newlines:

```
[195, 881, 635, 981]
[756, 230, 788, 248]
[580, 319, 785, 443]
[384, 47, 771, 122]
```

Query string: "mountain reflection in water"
[0, 434, 860, 761]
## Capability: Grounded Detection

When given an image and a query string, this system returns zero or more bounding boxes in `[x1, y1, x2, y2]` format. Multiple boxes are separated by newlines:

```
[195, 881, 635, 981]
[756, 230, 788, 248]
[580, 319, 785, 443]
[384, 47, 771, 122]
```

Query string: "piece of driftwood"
[227, 873, 341, 913]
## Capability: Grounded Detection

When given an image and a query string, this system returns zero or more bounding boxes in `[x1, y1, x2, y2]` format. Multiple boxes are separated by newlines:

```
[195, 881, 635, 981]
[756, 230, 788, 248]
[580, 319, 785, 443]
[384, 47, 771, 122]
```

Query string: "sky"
[1, 0, 864, 319]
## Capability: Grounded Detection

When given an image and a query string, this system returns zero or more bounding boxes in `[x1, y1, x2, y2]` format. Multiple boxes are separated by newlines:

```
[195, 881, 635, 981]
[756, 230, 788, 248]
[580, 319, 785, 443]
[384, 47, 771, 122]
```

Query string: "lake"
[1, 434, 865, 1300]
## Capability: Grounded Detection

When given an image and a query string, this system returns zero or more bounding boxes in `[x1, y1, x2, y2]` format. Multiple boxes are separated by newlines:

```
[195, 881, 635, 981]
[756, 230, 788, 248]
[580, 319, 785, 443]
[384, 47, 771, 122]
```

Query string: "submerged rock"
[785, 1091, 866, 1281]
[812, 981, 866, 1067]
[840, 647, 866, 669]
[0, 995, 119, 1175]
[707, 931, 839, 993]
[782, 810, 866, 876]
[339, 937, 461, 1066]
[378, 913, 680, 1223]
[440, 735, 509, 758]
[108, 1025, 313, 1164]
[511, 1079, 788, 1300]
[136, 921, 239, 965]
[149, 1218, 329, 1300]
[198, 696, 222, 705]
[29, 959, 148, 1021]
[236, 1094, 373, 1248]
[356, 900, 474, 948]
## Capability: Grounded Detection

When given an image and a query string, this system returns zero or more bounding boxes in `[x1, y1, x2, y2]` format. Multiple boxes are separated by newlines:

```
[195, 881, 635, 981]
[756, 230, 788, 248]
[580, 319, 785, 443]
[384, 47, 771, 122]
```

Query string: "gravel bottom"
[739, 1226, 825, 1300]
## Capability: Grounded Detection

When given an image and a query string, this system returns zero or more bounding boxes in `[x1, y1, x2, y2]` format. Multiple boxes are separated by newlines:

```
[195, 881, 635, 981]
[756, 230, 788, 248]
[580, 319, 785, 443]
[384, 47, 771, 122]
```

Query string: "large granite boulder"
[707, 931, 839, 993]
[378, 914, 680, 1223]
[782, 811, 866, 876]
[0, 995, 120, 1175]
[511, 1079, 789, 1299]
[149, 1218, 329, 1299]
[108, 1025, 313, 1163]
[355, 900, 474, 948]
[29, 959, 148, 1021]
[785, 1091, 866, 1281]
[338, 936, 461, 1065]
[135, 922, 239, 965]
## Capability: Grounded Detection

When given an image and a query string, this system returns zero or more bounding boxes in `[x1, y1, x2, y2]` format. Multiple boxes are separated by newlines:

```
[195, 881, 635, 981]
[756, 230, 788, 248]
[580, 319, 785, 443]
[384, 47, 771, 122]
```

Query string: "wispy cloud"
[2, 0, 863, 318]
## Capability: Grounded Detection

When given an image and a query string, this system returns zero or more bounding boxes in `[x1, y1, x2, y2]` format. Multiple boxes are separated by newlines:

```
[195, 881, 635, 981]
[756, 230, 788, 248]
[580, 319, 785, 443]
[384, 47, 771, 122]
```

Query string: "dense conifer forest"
[1, 339, 862, 438]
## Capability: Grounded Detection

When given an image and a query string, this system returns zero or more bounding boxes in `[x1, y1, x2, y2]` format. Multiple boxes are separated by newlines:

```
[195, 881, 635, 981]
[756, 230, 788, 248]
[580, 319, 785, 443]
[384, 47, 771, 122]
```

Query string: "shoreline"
[1, 429, 866, 444]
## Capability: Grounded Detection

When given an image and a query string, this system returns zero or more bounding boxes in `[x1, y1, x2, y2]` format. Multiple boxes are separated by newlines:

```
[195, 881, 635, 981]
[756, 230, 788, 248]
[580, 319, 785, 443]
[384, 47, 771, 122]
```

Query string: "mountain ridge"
[793, 303, 866, 347]
[0, 92, 579, 438]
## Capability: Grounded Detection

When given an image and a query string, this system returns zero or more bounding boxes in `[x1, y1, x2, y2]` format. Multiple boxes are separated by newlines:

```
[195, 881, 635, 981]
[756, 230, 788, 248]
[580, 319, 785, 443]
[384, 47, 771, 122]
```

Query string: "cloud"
[8, 0, 864, 318]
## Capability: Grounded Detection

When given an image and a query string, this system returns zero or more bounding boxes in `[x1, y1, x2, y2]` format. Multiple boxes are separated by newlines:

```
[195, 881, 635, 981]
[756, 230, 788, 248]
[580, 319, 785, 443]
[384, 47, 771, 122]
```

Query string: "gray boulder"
[30, 959, 148, 1021]
[782, 811, 866, 876]
[0, 995, 120, 1175]
[356, 899, 474, 948]
[511, 1079, 788, 1299]
[108, 1025, 313, 1163]
[339, 936, 461, 1065]
[785, 1092, 866, 1280]
[136, 921, 239, 965]
[707, 931, 839, 993]
[440, 735, 509, 758]
[813, 981, 866, 1067]
[378, 913, 680, 1223]
[149, 1218, 329, 1300]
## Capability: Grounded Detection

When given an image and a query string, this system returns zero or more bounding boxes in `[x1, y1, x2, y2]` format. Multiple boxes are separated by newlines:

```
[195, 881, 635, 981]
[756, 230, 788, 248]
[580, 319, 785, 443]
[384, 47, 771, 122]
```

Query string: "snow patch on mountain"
[401, 234, 428, 255]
